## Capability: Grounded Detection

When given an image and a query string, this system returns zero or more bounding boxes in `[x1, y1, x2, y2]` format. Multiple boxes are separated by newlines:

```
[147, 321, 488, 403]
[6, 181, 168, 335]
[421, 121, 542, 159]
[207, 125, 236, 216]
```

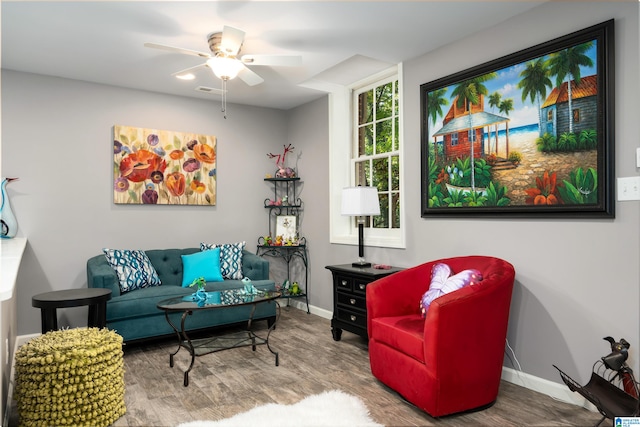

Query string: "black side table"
[32, 288, 112, 333]
[326, 264, 403, 341]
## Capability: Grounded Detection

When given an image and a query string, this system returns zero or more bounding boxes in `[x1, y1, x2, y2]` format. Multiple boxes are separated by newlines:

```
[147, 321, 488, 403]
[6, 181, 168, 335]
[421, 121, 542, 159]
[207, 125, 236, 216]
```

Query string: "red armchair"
[367, 256, 515, 417]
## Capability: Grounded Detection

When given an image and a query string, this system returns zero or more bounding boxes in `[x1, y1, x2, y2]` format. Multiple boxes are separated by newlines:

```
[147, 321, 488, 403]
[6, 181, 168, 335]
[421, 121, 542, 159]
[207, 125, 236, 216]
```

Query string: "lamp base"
[352, 261, 372, 268]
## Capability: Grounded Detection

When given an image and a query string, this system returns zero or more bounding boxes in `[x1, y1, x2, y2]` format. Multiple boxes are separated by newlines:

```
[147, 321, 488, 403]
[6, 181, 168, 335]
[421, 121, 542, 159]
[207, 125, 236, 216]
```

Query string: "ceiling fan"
[144, 26, 302, 87]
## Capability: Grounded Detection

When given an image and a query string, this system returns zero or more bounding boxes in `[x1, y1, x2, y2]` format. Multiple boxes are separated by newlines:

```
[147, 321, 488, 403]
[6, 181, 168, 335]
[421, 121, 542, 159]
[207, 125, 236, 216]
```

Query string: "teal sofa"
[87, 248, 276, 343]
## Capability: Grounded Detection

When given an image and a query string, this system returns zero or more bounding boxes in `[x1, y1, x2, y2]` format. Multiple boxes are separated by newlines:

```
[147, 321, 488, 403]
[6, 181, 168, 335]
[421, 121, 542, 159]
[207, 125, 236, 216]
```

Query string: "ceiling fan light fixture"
[206, 56, 243, 80]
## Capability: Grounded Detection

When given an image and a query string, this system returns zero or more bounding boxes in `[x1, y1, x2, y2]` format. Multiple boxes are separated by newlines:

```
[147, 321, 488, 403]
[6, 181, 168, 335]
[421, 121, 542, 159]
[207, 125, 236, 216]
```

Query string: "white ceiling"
[1, 1, 544, 110]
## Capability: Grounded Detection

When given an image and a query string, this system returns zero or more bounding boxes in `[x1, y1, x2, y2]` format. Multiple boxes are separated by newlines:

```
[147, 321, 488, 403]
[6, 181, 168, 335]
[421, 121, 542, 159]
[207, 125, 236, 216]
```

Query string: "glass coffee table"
[157, 289, 281, 386]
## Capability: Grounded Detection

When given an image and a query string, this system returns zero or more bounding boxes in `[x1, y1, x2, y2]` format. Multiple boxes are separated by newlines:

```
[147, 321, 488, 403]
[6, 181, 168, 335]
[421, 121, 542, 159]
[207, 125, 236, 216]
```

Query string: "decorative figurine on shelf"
[291, 282, 300, 295]
[274, 235, 283, 246]
[189, 277, 207, 307]
[282, 195, 288, 205]
[267, 144, 296, 178]
[264, 235, 272, 246]
[241, 277, 259, 295]
[1, 177, 19, 239]
[282, 280, 291, 293]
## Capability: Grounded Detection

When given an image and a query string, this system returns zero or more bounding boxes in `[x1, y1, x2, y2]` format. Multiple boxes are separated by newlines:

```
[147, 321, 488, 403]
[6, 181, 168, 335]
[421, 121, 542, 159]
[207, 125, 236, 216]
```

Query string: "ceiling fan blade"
[144, 42, 211, 59]
[171, 63, 208, 78]
[237, 64, 264, 86]
[241, 54, 302, 67]
[220, 26, 245, 56]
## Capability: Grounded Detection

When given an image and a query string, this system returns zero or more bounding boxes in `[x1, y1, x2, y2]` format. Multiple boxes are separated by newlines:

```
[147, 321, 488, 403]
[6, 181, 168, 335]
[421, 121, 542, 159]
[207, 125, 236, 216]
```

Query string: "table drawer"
[336, 308, 367, 329]
[336, 292, 366, 311]
[353, 280, 368, 295]
[335, 276, 352, 292]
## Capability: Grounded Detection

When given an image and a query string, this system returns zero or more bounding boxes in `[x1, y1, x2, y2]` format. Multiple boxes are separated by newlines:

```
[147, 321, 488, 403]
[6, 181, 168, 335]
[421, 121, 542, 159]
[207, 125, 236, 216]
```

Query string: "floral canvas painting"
[113, 125, 216, 205]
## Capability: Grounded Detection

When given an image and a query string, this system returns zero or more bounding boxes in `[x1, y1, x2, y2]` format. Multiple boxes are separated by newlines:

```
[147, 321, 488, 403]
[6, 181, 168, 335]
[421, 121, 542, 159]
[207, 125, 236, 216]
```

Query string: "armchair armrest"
[367, 263, 434, 334]
[87, 254, 121, 297]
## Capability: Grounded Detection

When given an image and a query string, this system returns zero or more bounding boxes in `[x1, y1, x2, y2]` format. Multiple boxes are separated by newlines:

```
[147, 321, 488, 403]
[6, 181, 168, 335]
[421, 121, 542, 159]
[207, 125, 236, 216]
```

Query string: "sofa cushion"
[200, 241, 245, 280]
[102, 249, 162, 293]
[370, 314, 425, 363]
[181, 248, 224, 287]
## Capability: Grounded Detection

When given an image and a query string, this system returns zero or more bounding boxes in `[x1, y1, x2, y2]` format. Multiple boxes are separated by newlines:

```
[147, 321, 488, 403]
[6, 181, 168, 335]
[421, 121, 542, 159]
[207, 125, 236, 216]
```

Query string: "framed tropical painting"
[113, 125, 216, 205]
[420, 20, 614, 218]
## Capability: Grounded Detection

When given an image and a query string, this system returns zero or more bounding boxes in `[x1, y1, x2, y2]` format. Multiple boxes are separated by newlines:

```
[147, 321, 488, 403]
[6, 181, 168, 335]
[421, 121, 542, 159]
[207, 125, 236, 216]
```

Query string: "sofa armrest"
[242, 250, 270, 280]
[87, 254, 121, 297]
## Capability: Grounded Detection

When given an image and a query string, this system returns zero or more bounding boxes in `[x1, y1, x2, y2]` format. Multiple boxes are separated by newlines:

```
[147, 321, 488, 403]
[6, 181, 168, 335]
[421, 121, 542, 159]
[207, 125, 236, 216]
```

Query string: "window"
[328, 65, 404, 249]
[352, 75, 402, 234]
[468, 129, 476, 143]
[573, 108, 581, 123]
[451, 133, 458, 146]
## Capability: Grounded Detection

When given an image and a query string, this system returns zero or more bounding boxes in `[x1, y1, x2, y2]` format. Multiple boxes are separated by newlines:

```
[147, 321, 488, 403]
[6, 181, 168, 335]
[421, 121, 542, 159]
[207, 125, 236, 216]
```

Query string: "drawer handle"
[349, 298, 356, 305]
[341, 280, 348, 286]
[350, 315, 357, 322]
[358, 284, 366, 290]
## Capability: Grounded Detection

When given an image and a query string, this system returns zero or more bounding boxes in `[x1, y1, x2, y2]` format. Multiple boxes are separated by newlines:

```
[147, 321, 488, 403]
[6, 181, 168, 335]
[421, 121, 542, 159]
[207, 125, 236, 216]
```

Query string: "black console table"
[326, 264, 403, 340]
[32, 288, 112, 333]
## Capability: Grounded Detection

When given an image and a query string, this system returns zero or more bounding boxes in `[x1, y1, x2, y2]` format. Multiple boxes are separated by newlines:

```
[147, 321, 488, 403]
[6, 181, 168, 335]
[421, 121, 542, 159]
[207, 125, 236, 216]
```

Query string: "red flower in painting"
[119, 150, 167, 183]
[193, 144, 216, 164]
[166, 172, 186, 197]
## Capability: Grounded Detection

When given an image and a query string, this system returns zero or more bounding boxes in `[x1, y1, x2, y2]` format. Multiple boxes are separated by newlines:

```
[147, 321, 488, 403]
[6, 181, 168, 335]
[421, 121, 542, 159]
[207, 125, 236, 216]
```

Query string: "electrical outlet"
[617, 176, 640, 201]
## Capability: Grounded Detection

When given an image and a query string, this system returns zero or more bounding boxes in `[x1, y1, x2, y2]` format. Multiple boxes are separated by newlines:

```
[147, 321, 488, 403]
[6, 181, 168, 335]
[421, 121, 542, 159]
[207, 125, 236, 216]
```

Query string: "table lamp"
[341, 186, 380, 268]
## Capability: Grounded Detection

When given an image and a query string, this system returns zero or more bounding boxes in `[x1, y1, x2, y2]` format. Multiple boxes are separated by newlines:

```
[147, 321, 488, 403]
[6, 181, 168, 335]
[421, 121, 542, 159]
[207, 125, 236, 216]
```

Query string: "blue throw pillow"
[181, 248, 224, 287]
[103, 249, 162, 294]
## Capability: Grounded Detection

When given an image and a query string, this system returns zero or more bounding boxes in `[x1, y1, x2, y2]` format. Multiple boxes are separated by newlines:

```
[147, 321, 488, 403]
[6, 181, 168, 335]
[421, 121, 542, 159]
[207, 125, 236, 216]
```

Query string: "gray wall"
[2, 71, 289, 334]
[2, 1, 638, 390]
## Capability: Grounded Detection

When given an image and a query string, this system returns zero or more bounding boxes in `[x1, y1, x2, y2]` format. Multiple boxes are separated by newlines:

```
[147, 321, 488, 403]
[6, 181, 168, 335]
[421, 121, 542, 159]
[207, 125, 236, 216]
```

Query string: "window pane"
[355, 160, 370, 186]
[359, 125, 373, 156]
[372, 158, 388, 191]
[391, 155, 399, 191]
[376, 120, 392, 154]
[394, 80, 399, 116]
[394, 116, 399, 151]
[375, 83, 393, 120]
[391, 192, 400, 228]
[375, 193, 389, 228]
[358, 90, 373, 125]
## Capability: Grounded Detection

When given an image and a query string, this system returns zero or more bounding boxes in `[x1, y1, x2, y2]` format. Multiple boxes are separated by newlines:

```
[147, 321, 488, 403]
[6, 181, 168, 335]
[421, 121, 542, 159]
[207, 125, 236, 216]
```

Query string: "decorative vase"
[0, 177, 19, 239]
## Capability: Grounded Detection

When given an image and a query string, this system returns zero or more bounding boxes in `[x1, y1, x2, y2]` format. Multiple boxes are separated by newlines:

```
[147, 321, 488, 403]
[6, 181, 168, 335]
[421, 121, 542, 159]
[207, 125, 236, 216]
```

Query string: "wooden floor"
[11, 307, 604, 426]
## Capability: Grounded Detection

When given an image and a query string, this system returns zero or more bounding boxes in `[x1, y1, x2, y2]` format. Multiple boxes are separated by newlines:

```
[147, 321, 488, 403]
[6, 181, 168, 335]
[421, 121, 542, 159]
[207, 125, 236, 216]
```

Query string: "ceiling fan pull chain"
[221, 78, 228, 119]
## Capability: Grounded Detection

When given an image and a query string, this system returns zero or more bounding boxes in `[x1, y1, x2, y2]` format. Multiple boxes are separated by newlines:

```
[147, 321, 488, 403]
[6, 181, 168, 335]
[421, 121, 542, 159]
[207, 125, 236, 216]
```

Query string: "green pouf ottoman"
[15, 328, 126, 427]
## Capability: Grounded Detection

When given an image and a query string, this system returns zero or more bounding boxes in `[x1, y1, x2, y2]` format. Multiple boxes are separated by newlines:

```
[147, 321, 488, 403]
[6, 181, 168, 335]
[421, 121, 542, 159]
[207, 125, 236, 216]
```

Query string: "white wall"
[1, 71, 288, 335]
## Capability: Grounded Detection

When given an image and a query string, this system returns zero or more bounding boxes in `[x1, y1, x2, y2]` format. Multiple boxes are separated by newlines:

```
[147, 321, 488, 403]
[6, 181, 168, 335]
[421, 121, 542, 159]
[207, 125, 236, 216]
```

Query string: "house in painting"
[540, 75, 598, 137]
[432, 94, 511, 161]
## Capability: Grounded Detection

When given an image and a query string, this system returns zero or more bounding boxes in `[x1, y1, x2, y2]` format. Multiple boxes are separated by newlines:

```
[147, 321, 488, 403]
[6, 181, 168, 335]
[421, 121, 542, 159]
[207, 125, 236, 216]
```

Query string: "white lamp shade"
[341, 187, 380, 216]
[206, 57, 243, 80]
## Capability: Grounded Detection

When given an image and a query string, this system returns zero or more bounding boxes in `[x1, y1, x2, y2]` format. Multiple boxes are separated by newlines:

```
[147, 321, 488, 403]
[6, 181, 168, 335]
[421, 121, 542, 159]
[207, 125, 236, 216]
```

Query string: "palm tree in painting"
[518, 58, 553, 137]
[546, 42, 594, 133]
[488, 92, 502, 154]
[451, 73, 496, 189]
[426, 88, 449, 161]
[498, 98, 514, 157]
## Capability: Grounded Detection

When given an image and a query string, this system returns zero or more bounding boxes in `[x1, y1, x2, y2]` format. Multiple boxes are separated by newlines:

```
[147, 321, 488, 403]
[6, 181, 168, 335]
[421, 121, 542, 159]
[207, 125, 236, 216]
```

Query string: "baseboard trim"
[501, 366, 597, 412]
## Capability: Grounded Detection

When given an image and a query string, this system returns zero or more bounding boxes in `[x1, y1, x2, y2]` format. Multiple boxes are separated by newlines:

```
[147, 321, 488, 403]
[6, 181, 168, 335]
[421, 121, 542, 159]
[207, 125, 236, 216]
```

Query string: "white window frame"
[329, 64, 405, 249]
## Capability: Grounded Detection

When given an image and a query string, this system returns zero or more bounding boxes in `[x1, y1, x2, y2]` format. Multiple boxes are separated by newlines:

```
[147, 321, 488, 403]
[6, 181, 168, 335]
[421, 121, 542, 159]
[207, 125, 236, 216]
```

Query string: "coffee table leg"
[266, 301, 280, 366]
[180, 311, 196, 387]
[40, 308, 58, 333]
[163, 311, 182, 368]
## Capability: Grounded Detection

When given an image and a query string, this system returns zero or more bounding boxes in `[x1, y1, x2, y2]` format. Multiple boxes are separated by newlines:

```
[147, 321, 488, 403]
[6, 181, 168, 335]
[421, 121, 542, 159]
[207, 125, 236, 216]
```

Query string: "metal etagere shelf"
[257, 177, 309, 313]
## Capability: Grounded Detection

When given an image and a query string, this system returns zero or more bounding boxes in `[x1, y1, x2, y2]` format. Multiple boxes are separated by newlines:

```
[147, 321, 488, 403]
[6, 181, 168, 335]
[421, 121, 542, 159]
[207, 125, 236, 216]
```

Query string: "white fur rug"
[178, 390, 382, 427]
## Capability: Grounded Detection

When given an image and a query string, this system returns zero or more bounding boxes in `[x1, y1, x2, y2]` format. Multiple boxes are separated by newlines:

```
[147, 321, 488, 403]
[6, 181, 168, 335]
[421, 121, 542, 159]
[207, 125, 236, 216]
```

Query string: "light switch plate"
[636, 147, 640, 168]
[617, 176, 640, 201]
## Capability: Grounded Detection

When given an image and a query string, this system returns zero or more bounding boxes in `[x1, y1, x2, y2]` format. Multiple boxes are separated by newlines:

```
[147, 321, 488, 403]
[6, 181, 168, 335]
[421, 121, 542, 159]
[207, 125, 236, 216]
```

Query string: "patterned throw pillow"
[200, 241, 245, 280]
[420, 263, 482, 318]
[103, 249, 162, 293]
